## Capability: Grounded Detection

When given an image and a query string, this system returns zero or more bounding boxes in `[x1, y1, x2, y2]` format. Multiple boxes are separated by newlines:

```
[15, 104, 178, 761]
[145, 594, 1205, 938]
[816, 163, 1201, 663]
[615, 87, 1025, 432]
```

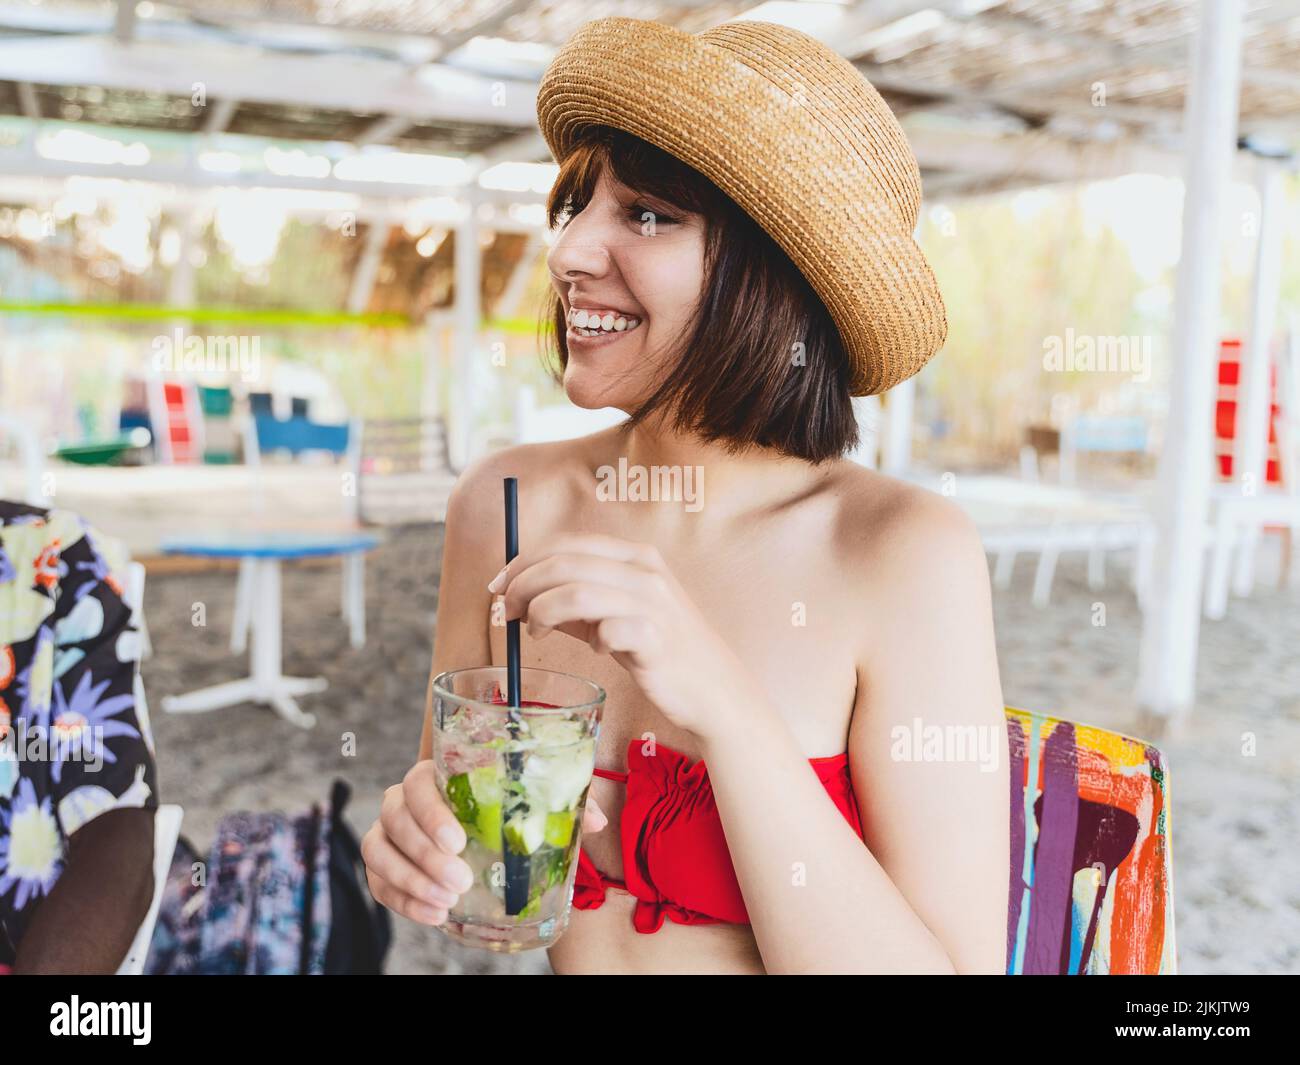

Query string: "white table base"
[162, 558, 325, 728]
[231, 552, 365, 653]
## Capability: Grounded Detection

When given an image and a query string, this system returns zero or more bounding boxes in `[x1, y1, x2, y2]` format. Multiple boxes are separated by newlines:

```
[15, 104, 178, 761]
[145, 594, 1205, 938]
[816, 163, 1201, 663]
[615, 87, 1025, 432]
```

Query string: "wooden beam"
[355, 114, 414, 147]
[976, 0, 1300, 100]
[0, 145, 549, 206]
[902, 120, 1185, 183]
[113, 0, 136, 45]
[836, 0, 948, 47]
[859, 59, 1300, 143]
[472, 130, 550, 169]
[200, 96, 238, 135]
[14, 80, 39, 120]
[0, 34, 538, 127]
[428, 0, 534, 61]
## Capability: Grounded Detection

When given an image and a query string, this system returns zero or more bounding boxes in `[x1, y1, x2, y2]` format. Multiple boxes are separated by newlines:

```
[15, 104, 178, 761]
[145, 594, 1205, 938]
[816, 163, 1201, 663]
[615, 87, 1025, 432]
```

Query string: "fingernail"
[436, 825, 465, 853]
[487, 566, 507, 593]
[446, 863, 474, 894]
[414, 903, 445, 925]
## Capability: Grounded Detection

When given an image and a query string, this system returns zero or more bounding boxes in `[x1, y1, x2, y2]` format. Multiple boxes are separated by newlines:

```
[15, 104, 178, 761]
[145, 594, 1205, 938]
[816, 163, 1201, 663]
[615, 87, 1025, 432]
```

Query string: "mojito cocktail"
[430, 666, 605, 952]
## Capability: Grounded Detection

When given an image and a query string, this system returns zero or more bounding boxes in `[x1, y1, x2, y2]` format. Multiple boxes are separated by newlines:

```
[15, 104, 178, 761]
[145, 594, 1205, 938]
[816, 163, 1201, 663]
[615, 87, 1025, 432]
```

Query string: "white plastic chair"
[0, 413, 45, 505]
[115, 804, 184, 975]
[117, 559, 182, 975]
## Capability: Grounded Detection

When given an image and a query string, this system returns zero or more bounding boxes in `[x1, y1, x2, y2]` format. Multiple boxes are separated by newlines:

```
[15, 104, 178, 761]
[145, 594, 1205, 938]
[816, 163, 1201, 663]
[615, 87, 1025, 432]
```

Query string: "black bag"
[323, 779, 391, 974]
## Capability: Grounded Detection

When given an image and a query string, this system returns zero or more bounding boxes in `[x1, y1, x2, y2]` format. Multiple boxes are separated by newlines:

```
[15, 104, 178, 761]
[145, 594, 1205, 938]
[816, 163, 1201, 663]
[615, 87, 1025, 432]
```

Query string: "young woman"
[362, 17, 1010, 975]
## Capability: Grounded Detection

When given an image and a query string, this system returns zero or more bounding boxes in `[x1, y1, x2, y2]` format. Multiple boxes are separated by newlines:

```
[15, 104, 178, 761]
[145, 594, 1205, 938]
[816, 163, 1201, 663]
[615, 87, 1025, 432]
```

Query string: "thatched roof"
[0, 1, 1296, 200]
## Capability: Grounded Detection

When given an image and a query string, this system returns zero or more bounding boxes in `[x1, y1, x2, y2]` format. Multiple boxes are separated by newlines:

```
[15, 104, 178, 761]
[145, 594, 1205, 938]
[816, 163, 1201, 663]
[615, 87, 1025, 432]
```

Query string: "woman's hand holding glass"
[362, 761, 607, 926]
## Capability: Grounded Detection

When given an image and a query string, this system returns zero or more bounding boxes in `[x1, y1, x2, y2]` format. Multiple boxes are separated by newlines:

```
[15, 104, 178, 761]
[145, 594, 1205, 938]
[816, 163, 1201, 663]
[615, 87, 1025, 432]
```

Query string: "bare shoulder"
[831, 463, 1004, 723]
[445, 430, 612, 534]
[829, 462, 985, 575]
[826, 460, 987, 611]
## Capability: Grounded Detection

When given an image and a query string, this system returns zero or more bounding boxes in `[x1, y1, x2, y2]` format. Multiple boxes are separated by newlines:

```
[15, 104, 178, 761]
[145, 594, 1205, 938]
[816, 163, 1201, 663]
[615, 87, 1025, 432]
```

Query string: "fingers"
[582, 795, 608, 833]
[591, 616, 660, 657]
[402, 761, 467, 855]
[502, 553, 658, 624]
[526, 581, 650, 642]
[488, 534, 664, 594]
[383, 797, 475, 896]
[362, 823, 457, 926]
[361, 771, 477, 929]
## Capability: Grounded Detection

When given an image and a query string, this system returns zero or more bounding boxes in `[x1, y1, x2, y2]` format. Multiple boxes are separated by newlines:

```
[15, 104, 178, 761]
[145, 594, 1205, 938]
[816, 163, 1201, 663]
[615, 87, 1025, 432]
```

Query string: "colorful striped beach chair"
[1005, 707, 1176, 975]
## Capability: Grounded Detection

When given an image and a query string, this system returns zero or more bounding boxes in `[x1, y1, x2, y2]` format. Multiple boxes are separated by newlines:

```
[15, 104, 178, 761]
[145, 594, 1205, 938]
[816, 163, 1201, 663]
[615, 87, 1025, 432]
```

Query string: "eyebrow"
[625, 194, 690, 217]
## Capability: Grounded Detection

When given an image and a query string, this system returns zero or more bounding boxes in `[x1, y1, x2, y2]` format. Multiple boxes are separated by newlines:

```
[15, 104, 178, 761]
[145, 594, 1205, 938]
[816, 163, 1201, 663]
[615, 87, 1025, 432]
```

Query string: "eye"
[628, 203, 679, 226]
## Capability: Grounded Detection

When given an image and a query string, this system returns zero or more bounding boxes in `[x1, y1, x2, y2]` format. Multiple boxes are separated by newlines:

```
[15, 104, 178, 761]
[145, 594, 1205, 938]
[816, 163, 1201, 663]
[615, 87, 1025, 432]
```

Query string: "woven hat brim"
[537, 17, 947, 396]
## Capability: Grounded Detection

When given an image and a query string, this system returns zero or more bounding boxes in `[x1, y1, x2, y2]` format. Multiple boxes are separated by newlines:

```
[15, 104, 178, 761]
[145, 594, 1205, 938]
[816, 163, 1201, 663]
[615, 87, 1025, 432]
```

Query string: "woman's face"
[547, 168, 705, 411]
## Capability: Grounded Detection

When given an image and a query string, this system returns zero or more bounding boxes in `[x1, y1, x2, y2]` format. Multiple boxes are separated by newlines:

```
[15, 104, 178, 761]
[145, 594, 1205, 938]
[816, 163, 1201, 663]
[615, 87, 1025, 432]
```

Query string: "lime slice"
[475, 801, 503, 850]
[544, 809, 575, 848]
[503, 808, 547, 856]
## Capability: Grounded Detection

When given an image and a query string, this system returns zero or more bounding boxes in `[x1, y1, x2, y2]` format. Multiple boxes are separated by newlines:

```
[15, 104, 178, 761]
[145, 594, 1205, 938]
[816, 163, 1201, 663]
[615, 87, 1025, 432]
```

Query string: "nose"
[546, 211, 613, 283]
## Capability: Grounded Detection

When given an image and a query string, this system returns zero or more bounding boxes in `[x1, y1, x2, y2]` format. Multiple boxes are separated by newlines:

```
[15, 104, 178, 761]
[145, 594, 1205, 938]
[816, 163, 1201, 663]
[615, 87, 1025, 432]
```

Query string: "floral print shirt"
[0, 501, 158, 963]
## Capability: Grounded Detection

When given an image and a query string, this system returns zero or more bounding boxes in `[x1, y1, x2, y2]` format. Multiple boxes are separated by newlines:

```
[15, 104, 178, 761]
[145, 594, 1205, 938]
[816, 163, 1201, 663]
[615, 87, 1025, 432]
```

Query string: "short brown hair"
[539, 126, 859, 464]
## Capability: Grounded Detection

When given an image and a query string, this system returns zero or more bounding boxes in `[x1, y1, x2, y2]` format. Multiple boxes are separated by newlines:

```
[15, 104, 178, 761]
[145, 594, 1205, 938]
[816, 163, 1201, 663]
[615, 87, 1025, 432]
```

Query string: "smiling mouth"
[567, 307, 643, 337]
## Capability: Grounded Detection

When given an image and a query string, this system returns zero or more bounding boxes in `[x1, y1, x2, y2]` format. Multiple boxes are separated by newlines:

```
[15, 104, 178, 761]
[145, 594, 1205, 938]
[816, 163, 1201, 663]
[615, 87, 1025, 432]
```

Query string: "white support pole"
[1230, 158, 1286, 596]
[881, 376, 916, 476]
[345, 553, 366, 649]
[231, 556, 253, 653]
[496, 233, 541, 319]
[849, 394, 882, 469]
[422, 308, 449, 471]
[450, 196, 481, 472]
[346, 218, 392, 315]
[166, 204, 201, 310]
[1136, 0, 1244, 722]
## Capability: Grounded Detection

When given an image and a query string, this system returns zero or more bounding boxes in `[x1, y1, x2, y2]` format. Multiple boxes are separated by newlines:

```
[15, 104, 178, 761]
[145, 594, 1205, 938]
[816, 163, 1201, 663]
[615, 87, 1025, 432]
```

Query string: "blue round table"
[159, 531, 380, 728]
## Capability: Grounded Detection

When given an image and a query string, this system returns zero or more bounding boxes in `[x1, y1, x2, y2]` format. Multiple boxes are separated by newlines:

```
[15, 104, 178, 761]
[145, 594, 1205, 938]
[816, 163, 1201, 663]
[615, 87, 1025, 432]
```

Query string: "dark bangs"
[539, 125, 859, 465]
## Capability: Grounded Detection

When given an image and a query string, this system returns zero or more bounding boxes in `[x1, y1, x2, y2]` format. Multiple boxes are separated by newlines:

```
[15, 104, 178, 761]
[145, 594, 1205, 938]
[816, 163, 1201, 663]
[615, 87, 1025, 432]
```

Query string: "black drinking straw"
[502, 477, 529, 915]
[505, 477, 522, 709]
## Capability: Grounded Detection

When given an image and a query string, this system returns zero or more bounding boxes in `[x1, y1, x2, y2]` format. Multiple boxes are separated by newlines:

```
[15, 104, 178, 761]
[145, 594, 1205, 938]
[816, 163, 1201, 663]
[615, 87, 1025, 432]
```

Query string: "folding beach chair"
[1004, 707, 1176, 975]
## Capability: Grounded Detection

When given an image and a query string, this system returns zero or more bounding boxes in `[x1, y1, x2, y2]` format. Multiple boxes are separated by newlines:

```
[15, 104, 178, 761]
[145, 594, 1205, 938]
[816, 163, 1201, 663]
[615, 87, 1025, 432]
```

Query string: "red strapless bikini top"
[573, 738, 865, 934]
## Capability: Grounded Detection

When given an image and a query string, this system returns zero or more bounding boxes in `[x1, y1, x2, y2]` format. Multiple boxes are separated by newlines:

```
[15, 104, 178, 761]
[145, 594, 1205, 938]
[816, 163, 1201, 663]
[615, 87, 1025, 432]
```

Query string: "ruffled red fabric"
[572, 738, 865, 934]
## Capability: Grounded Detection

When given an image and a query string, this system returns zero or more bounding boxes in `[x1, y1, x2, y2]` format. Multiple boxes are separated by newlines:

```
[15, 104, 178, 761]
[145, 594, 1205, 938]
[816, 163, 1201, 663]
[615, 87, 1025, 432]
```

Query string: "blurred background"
[0, 0, 1297, 974]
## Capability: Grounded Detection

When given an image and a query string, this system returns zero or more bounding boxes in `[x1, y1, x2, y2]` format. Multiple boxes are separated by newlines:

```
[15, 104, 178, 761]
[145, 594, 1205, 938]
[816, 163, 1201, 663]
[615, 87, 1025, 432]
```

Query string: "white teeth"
[569, 308, 641, 334]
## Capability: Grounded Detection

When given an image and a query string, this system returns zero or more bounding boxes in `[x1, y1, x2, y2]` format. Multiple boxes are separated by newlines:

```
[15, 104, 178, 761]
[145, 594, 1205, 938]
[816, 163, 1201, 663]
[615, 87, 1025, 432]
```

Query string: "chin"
[562, 368, 634, 412]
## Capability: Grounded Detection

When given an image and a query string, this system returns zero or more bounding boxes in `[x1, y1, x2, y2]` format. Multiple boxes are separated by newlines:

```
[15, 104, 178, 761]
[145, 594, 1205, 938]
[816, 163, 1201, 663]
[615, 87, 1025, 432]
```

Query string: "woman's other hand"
[362, 760, 608, 926]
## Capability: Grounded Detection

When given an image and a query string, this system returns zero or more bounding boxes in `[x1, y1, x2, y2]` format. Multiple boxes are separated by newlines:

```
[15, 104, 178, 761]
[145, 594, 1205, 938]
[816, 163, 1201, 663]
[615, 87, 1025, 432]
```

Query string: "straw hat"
[536, 16, 947, 397]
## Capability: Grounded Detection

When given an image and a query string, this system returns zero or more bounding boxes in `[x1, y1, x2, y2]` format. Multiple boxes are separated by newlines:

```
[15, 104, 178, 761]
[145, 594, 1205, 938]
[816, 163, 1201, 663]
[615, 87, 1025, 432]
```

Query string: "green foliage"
[919, 188, 1160, 461]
